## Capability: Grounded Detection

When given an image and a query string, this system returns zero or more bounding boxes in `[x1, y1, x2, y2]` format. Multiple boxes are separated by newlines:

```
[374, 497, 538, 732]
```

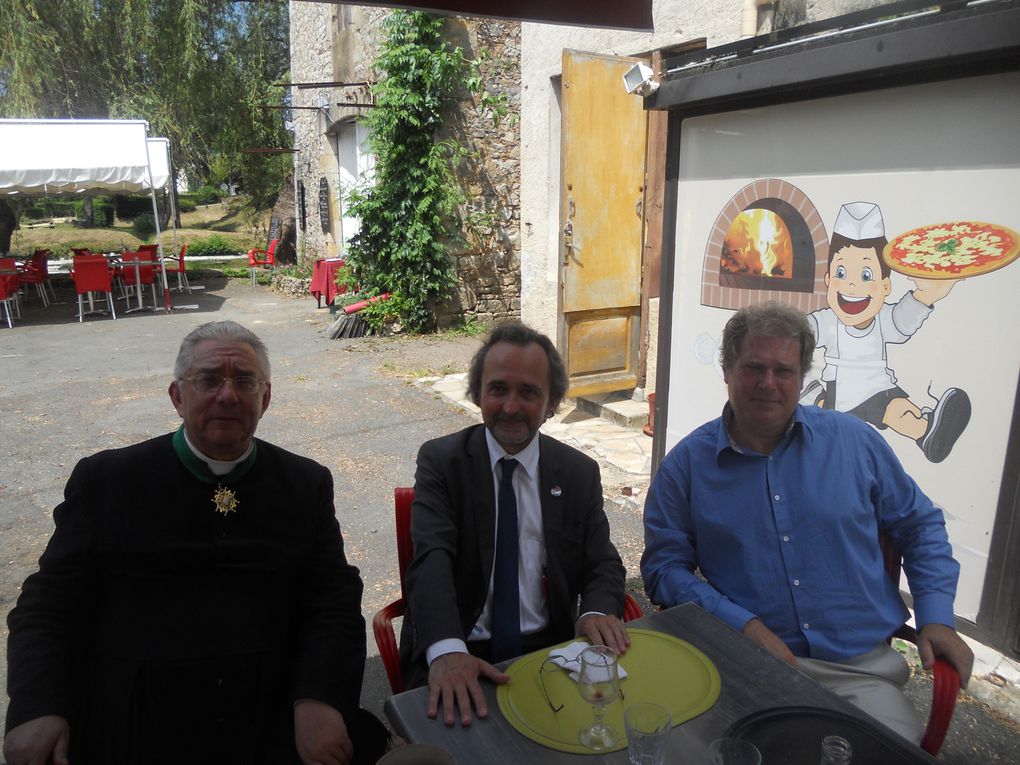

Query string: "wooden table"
[385, 604, 938, 763]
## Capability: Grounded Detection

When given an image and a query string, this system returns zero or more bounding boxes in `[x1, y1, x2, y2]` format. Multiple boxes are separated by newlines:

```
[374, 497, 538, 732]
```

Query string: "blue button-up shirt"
[641, 404, 959, 662]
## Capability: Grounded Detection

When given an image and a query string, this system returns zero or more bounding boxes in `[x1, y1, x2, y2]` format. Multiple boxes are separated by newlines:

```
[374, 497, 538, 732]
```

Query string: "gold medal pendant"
[212, 484, 239, 515]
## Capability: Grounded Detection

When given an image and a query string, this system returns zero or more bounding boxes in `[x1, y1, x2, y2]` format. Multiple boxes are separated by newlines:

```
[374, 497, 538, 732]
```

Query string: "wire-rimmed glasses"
[180, 373, 266, 395]
[539, 651, 626, 715]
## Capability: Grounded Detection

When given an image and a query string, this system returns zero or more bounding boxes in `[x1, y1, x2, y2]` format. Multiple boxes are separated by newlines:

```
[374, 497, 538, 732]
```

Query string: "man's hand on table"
[918, 623, 974, 688]
[294, 699, 353, 765]
[577, 613, 631, 655]
[3, 715, 70, 765]
[743, 617, 798, 667]
[428, 652, 510, 727]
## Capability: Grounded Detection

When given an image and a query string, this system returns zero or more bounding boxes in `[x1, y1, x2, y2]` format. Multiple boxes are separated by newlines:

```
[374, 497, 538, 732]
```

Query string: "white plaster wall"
[519, 0, 743, 341]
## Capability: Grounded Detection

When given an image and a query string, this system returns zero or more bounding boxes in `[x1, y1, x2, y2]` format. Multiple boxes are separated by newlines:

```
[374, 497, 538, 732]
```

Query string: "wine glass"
[577, 644, 621, 750]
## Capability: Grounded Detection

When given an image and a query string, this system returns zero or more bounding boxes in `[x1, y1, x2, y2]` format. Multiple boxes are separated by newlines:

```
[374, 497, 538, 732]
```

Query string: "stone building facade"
[288, 3, 521, 327]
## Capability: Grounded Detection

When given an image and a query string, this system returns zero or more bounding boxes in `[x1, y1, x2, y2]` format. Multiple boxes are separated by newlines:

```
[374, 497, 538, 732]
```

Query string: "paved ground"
[1, 275, 1017, 761]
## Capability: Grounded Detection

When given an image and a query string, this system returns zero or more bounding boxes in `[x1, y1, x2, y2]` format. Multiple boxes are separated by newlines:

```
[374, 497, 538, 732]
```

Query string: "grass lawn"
[10, 199, 269, 258]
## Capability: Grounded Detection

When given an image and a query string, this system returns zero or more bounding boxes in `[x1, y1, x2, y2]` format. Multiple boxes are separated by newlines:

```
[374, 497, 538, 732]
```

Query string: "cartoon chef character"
[802, 201, 970, 463]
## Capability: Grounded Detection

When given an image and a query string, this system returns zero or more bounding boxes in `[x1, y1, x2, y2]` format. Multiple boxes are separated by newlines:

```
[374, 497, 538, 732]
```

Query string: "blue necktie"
[491, 458, 522, 662]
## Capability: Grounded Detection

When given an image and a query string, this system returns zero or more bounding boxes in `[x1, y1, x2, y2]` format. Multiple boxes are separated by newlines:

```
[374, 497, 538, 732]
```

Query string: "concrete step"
[575, 391, 650, 430]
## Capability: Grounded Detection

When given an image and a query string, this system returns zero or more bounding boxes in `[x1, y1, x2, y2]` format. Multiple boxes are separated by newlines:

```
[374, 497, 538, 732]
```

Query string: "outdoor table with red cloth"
[310, 257, 346, 308]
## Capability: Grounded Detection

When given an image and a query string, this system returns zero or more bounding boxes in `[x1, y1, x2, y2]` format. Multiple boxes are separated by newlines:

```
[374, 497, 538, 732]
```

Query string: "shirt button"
[803, 622, 810, 630]
[774, 494, 781, 501]
[783, 536, 790, 542]
[793, 579, 800, 586]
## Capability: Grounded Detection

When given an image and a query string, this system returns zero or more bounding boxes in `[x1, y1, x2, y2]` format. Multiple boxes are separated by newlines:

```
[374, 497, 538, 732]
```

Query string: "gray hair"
[174, 321, 271, 380]
[467, 321, 569, 412]
[720, 302, 814, 378]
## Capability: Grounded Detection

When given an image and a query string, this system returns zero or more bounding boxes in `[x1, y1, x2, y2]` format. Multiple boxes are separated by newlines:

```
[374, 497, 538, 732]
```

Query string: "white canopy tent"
[0, 118, 175, 309]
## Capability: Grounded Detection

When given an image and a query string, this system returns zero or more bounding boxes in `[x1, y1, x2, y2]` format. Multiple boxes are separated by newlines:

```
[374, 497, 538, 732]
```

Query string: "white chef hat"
[833, 202, 885, 240]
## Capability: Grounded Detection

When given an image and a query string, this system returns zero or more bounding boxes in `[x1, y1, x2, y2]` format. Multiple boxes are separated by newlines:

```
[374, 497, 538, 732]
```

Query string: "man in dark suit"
[399, 322, 628, 726]
[4, 320, 385, 765]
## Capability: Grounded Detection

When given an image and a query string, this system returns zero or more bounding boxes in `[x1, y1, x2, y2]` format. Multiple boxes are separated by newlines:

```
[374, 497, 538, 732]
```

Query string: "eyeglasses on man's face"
[180, 373, 266, 395]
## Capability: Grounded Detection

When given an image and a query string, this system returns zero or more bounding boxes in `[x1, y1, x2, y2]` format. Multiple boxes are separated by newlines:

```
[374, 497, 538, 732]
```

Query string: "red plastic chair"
[247, 238, 278, 286]
[373, 487, 644, 694]
[17, 249, 56, 306]
[120, 251, 158, 308]
[880, 532, 960, 755]
[71, 255, 116, 321]
[160, 244, 192, 294]
[0, 257, 20, 328]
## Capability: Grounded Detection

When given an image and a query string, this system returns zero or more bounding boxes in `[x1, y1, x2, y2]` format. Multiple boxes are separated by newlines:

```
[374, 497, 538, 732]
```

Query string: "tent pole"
[143, 133, 172, 312]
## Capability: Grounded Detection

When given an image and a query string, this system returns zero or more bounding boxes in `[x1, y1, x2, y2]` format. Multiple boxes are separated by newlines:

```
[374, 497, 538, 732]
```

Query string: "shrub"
[114, 195, 153, 221]
[194, 186, 222, 206]
[188, 234, 238, 257]
[131, 213, 157, 239]
[176, 197, 197, 213]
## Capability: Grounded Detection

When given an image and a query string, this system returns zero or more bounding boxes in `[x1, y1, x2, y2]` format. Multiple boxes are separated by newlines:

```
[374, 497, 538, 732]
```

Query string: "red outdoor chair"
[119, 251, 158, 308]
[162, 244, 192, 294]
[373, 487, 644, 694]
[247, 238, 278, 287]
[17, 249, 56, 307]
[0, 258, 20, 328]
[71, 255, 116, 321]
[880, 532, 960, 755]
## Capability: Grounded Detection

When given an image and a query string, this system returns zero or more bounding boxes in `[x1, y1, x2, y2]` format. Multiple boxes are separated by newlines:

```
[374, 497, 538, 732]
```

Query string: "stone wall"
[289, 5, 522, 329]
[434, 18, 521, 328]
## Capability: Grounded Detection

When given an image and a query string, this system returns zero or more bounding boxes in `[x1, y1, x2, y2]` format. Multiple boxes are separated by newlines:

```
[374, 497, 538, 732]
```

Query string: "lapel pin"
[550, 486, 562, 497]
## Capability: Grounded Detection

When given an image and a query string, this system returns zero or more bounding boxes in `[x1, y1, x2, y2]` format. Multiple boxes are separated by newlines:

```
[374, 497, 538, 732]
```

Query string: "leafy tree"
[343, 11, 504, 332]
[0, 0, 290, 225]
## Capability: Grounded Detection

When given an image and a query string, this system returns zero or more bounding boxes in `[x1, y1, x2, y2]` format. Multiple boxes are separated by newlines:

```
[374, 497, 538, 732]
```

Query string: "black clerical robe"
[5, 432, 366, 764]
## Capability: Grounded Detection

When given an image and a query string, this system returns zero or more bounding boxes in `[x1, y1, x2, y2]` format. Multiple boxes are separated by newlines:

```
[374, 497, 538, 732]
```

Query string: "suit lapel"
[468, 426, 498, 583]
[537, 434, 566, 556]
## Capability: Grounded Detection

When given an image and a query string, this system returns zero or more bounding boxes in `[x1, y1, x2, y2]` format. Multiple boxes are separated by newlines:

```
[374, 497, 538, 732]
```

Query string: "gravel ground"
[1, 275, 1016, 761]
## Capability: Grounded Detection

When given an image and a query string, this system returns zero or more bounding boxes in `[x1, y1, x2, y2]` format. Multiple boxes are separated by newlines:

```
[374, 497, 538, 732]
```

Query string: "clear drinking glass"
[576, 644, 621, 750]
[624, 702, 672, 764]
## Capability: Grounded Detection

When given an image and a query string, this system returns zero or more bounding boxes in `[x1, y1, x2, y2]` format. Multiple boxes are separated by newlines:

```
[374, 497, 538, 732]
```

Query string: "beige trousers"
[798, 643, 924, 745]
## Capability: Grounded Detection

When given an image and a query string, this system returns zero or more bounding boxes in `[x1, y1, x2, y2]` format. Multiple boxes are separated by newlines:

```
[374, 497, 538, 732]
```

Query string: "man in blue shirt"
[641, 302, 973, 743]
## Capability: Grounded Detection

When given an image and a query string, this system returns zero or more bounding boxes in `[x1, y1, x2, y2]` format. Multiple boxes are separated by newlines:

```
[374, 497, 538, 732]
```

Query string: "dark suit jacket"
[5, 433, 366, 764]
[399, 424, 625, 685]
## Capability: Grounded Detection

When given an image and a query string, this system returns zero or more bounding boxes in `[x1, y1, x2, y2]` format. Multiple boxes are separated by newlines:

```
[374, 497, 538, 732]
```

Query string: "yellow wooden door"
[560, 50, 648, 398]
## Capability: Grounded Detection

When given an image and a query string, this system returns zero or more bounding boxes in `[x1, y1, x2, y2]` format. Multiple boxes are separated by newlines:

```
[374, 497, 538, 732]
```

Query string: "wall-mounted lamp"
[622, 62, 659, 97]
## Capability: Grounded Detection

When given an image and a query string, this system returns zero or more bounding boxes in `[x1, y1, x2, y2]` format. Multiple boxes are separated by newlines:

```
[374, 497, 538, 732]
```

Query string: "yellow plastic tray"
[496, 628, 721, 754]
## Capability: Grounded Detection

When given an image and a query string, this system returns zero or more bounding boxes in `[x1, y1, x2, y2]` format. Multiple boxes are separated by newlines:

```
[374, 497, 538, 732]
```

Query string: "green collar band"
[172, 426, 257, 485]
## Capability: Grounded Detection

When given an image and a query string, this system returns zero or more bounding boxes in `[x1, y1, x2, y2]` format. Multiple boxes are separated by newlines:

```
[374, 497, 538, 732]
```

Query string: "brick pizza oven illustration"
[702, 178, 829, 312]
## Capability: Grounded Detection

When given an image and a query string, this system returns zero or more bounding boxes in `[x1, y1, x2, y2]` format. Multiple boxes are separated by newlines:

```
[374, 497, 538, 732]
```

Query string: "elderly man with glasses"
[4, 321, 387, 765]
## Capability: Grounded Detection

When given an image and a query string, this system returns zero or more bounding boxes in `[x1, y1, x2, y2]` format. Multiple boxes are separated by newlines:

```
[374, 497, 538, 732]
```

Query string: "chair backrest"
[72, 256, 113, 293]
[30, 250, 50, 273]
[268, 238, 279, 258]
[0, 258, 17, 298]
[392, 486, 644, 621]
[121, 251, 156, 285]
[395, 487, 416, 602]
